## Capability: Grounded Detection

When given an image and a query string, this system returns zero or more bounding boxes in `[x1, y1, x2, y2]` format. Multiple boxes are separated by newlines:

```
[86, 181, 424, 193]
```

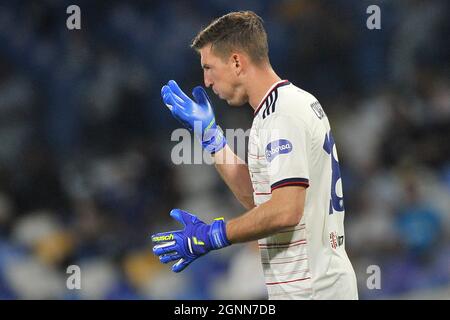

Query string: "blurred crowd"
[0, 0, 448, 299]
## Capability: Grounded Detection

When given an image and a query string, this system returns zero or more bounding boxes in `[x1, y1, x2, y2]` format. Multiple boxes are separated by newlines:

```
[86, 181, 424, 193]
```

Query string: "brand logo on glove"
[192, 237, 205, 245]
[152, 234, 174, 242]
[265, 139, 293, 162]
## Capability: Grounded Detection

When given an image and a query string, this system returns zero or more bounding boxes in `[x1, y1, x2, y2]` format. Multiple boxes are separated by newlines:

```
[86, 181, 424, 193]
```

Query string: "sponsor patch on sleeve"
[265, 139, 293, 162]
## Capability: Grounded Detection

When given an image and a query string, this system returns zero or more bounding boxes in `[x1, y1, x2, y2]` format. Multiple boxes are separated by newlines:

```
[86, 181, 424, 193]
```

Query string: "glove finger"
[169, 209, 188, 226]
[153, 240, 177, 256]
[159, 252, 182, 264]
[192, 86, 211, 106]
[170, 209, 201, 227]
[161, 86, 173, 111]
[172, 258, 193, 273]
[161, 86, 185, 111]
[172, 92, 185, 105]
[162, 92, 191, 129]
[161, 94, 191, 127]
[168, 80, 191, 102]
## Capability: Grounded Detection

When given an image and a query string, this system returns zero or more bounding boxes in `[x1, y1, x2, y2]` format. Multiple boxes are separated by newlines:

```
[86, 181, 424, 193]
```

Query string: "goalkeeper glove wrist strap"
[202, 126, 227, 155]
[209, 219, 230, 249]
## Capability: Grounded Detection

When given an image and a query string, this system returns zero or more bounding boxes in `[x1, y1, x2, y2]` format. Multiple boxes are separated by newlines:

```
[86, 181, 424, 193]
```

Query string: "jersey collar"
[254, 80, 290, 116]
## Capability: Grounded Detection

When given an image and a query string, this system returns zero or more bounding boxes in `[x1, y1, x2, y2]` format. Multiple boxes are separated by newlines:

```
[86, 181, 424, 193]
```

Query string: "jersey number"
[323, 131, 344, 214]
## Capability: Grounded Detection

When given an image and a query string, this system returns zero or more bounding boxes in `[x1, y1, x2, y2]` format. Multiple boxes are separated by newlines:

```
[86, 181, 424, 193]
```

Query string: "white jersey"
[248, 80, 358, 300]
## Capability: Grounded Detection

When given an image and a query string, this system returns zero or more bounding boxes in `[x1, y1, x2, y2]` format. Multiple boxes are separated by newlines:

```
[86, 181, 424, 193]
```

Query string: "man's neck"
[246, 66, 282, 111]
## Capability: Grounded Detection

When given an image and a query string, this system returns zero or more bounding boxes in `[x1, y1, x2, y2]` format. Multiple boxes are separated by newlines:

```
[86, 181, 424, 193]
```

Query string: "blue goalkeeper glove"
[161, 80, 227, 154]
[151, 209, 230, 273]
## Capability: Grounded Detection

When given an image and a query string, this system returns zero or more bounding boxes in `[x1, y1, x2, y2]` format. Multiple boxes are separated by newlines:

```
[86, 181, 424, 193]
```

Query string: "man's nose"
[204, 74, 212, 88]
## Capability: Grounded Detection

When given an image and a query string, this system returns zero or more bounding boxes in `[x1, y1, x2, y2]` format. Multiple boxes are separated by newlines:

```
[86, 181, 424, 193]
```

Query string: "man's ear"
[231, 53, 243, 75]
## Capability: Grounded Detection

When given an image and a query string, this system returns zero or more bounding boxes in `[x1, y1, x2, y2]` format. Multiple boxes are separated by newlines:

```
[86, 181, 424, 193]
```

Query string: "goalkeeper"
[151, 11, 358, 299]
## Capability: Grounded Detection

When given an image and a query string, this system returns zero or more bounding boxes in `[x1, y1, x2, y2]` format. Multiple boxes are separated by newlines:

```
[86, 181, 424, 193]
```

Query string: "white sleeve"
[259, 114, 311, 191]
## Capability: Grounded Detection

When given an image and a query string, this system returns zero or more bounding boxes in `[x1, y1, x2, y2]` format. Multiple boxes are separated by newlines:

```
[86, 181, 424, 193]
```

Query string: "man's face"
[199, 45, 247, 106]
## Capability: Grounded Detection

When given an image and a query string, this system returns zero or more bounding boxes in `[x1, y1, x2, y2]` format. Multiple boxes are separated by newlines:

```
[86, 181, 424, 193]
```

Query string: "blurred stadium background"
[0, 0, 448, 299]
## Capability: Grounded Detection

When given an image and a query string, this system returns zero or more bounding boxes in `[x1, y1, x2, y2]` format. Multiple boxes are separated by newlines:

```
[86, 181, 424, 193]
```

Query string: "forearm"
[213, 144, 255, 210]
[225, 186, 305, 244]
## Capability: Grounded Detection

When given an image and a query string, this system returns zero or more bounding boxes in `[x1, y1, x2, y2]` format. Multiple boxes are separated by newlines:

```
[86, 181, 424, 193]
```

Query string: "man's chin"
[225, 98, 247, 107]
